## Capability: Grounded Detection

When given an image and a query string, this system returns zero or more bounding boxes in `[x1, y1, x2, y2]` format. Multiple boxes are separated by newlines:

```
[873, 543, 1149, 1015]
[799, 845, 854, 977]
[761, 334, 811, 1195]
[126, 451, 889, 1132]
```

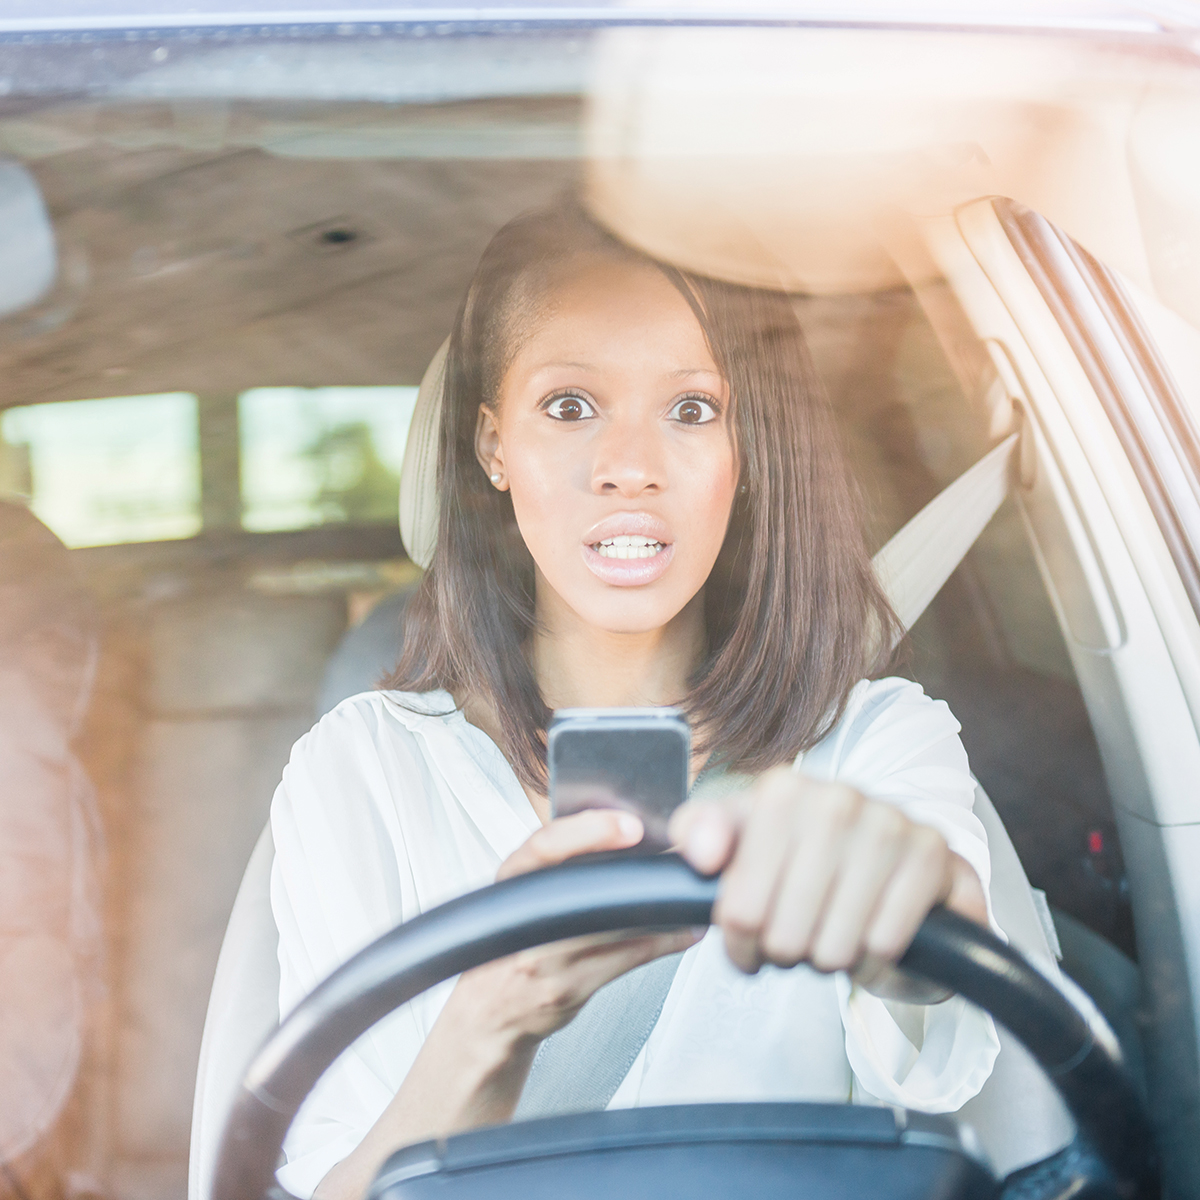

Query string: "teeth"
[594, 534, 665, 560]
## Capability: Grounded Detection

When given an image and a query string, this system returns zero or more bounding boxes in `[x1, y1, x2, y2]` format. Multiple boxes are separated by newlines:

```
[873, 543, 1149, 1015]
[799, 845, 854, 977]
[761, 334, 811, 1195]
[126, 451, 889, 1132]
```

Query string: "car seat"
[188, 349, 1075, 1200]
[315, 588, 415, 719]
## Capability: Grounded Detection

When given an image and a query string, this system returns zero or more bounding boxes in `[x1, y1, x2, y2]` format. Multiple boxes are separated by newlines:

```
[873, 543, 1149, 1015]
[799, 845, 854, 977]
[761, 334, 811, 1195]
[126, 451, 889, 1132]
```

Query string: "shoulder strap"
[512, 949, 684, 1120]
[513, 769, 750, 1120]
[872, 431, 1017, 646]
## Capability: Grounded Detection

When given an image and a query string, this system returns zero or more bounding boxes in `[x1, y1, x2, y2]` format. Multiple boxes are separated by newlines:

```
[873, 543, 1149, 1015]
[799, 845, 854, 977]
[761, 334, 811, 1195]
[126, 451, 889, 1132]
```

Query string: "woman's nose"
[589, 412, 666, 497]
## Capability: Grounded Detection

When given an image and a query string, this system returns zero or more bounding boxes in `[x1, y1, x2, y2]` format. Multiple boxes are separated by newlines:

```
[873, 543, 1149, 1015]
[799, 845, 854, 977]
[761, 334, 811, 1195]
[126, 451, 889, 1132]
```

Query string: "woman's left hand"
[668, 766, 989, 988]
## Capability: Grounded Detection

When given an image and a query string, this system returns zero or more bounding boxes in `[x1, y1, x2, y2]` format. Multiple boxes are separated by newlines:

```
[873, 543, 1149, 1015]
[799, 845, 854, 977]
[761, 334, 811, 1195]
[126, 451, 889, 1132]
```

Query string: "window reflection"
[238, 386, 418, 533]
[0, 394, 200, 548]
[0, 387, 422, 548]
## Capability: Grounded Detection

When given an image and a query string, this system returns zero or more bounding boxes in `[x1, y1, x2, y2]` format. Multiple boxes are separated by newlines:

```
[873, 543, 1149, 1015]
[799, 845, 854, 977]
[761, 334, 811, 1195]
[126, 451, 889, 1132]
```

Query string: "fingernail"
[616, 812, 644, 842]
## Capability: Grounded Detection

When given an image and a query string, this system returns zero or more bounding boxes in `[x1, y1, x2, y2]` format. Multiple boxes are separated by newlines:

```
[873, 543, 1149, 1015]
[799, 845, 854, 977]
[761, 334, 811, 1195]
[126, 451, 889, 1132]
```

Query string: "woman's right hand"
[313, 808, 698, 1200]
[445, 808, 701, 1056]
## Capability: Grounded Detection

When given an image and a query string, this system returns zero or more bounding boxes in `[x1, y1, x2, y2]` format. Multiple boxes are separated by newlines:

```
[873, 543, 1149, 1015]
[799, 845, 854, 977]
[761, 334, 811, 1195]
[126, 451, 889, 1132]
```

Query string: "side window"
[0, 393, 201, 547]
[239, 386, 419, 533]
[0, 386, 420, 547]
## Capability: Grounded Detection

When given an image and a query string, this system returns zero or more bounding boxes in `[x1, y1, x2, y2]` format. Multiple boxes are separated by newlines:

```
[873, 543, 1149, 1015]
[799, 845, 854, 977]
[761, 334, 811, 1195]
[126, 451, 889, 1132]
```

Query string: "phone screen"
[548, 708, 690, 849]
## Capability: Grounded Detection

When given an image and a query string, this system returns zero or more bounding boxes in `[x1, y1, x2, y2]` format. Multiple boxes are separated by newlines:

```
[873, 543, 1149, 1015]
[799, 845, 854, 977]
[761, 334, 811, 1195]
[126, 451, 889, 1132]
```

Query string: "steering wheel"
[211, 854, 1157, 1200]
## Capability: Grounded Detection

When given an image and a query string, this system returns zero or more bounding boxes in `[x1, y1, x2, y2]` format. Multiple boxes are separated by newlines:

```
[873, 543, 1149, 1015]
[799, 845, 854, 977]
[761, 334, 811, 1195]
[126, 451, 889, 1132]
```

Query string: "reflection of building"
[307, 421, 401, 526]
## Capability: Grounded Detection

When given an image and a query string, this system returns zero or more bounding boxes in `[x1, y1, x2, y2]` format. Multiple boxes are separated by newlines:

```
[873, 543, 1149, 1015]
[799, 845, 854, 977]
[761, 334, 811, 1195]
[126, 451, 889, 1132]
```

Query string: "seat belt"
[514, 433, 1019, 1120]
[513, 770, 748, 1120]
[512, 947, 685, 1121]
[872, 432, 1018, 647]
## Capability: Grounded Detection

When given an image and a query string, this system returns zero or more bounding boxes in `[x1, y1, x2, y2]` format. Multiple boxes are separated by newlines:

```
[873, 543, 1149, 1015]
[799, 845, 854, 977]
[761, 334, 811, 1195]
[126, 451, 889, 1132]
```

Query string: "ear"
[474, 404, 509, 490]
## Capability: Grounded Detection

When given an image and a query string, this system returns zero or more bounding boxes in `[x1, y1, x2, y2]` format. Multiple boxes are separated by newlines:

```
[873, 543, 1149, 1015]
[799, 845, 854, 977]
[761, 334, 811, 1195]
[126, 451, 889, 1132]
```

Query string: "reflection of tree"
[305, 421, 399, 524]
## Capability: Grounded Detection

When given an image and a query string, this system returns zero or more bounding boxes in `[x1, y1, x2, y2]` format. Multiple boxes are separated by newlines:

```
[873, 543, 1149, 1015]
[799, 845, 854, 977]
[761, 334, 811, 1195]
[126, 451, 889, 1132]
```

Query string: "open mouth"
[592, 535, 668, 560]
[582, 514, 675, 586]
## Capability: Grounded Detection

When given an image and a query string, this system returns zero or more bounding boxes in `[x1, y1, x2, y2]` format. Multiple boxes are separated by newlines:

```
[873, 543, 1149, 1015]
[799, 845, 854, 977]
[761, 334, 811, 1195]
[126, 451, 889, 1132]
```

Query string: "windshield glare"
[0, 15, 1198, 1200]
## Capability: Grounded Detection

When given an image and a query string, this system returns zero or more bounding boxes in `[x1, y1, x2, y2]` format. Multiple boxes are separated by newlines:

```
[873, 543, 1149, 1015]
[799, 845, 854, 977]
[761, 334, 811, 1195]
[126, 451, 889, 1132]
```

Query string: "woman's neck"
[531, 584, 707, 711]
[459, 582, 708, 824]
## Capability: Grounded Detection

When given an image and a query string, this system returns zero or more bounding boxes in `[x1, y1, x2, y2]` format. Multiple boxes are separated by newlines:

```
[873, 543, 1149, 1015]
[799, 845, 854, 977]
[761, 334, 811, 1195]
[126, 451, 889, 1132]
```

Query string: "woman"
[270, 204, 1000, 1200]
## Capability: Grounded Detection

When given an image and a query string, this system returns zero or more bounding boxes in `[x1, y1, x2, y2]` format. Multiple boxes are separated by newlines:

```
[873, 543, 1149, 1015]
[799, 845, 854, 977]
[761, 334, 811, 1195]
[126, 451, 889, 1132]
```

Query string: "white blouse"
[270, 678, 1001, 1198]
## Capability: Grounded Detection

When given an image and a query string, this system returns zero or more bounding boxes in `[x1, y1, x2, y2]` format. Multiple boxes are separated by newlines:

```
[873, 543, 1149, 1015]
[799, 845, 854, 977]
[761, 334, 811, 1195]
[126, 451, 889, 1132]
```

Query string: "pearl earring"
[490, 473, 502, 484]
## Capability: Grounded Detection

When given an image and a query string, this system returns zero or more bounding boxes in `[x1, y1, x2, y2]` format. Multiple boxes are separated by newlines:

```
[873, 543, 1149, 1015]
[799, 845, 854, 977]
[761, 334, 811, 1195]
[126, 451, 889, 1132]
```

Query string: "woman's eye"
[670, 395, 718, 425]
[545, 393, 596, 421]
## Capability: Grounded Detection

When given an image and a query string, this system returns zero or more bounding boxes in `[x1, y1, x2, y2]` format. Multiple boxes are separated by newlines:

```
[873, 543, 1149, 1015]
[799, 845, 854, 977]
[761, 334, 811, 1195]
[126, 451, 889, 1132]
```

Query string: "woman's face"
[476, 255, 739, 636]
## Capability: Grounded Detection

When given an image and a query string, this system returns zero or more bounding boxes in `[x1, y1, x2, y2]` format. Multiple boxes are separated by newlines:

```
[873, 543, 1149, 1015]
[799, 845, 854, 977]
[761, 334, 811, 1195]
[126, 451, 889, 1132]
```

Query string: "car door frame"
[914, 195, 1200, 1200]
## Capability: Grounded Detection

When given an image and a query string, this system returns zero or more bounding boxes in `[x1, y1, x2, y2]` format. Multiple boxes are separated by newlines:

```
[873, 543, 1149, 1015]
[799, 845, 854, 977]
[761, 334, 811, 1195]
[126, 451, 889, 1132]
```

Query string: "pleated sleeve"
[801, 678, 1001, 1111]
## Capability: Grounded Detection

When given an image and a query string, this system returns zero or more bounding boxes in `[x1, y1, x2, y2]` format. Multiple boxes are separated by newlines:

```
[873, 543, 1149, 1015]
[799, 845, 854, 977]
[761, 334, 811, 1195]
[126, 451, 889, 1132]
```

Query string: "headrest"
[398, 338, 449, 570]
[397, 341, 1017, 638]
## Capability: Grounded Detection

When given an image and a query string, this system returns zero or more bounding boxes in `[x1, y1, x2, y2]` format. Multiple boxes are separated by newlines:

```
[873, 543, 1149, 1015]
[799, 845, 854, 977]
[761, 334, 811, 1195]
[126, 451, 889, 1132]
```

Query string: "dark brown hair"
[386, 203, 901, 789]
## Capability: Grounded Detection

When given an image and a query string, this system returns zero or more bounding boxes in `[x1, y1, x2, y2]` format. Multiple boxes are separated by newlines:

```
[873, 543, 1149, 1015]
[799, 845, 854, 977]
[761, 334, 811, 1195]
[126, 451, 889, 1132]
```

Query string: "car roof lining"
[0, 134, 580, 407]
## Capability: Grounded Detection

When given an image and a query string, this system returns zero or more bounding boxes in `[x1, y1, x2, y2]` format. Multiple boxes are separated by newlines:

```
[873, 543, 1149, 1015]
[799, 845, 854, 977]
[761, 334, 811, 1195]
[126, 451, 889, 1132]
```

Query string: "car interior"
[2, 15, 1199, 1200]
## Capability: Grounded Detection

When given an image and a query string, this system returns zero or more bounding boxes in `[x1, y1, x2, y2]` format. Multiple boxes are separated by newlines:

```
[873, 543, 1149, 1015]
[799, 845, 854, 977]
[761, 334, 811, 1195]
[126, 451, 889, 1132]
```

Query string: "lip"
[581, 511, 675, 588]
[584, 511, 673, 546]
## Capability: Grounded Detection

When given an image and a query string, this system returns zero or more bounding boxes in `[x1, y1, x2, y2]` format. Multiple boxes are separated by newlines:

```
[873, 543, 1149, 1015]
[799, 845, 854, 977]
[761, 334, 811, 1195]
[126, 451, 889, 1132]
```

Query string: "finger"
[497, 809, 644, 880]
[806, 804, 908, 973]
[718, 777, 866, 973]
[752, 808, 853, 970]
[670, 801, 739, 875]
[520, 928, 701, 1023]
[944, 852, 990, 927]
[509, 921, 697, 979]
[522, 928, 648, 961]
[567, 928, 700, 996]
[862, 824, 952, 962]
[751, 780, 868, 968]
[577, 927, 701, 973]
[523, 921, 681, 969]
[533, 924, 700, 969]
[712, 769, 806, 973]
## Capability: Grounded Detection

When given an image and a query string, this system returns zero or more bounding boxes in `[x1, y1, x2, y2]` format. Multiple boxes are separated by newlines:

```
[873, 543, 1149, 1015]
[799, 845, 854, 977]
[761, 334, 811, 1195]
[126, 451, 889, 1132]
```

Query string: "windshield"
[1, 14, 1198, 1200]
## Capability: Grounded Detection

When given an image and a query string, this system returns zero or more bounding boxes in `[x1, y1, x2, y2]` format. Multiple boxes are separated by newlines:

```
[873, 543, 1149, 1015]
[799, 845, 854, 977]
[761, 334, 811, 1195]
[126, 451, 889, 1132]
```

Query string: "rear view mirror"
[0, 160, 56, 318]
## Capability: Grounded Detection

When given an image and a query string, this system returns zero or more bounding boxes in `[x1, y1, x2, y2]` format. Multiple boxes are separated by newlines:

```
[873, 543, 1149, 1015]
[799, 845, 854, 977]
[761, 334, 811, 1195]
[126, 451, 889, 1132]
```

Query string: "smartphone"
[548, 707, 691, 849]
